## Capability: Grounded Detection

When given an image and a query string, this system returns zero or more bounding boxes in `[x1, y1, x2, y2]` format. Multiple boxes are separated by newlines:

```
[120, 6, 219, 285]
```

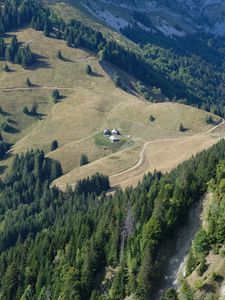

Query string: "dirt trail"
[55, 119, 224, 190]
[110, 119, 224, 188]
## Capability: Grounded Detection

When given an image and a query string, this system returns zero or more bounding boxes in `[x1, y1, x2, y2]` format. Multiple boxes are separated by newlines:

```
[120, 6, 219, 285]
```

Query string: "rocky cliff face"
[80, 0, 225, 36]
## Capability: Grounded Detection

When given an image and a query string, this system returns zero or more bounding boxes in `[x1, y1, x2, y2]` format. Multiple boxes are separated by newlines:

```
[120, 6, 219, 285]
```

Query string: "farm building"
[112, 128, 120, 135]
[109, 135, 120, 143]
[104, 129, 111, 136]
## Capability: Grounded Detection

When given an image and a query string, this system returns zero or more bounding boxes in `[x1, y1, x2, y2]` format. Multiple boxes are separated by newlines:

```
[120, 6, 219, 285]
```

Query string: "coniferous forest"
[0, 140, 225, 299]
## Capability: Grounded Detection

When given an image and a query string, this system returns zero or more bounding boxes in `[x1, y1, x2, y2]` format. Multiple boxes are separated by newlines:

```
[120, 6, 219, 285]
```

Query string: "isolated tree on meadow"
[52, 89, 60, 103]
[0, 105, 3, 114]
[30, 104, 37, 116]
[26, 78, 32, 87]
[4, 64, 10, 72]
[80, 153, 89, 166]
[22, 106, 29, 115]
[85, 65, 92, 75]
[57, 50, 63, 60]
[149, 115, 155, 122]
[179, 122, 185, 132]
[51, 140, 59, 151]
[206, 114, 213, 124]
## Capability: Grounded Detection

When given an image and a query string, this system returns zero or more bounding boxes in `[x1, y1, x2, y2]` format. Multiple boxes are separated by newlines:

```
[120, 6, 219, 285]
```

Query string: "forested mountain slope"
[78, 0, 225, 36]
[1, 129, 225, 299]
[55, 0, 225, 117]
[0, 0, 225, 299]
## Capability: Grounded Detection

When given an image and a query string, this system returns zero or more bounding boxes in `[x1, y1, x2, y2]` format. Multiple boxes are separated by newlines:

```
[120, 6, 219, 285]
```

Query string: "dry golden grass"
[1, 28, 225, 189]
[110, 134, 222, 188]
[53, 143, 143, 189]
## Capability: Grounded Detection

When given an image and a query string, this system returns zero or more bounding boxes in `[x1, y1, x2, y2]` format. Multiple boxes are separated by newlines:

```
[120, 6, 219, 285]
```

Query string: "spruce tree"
[179, 122, 185, 132]
[0, 37, 5, 57]
[0, 141, 6, 159]
[4, 64, 10, 72]
[149, 115, 155, 122]
[80, 154, 89, 166]
[206, 115, 213, 124]
[43, 22, 50, 37]
[56, 28, 61, 39]
[30, 104, 37, 116]
[51, 140, 59, 151]
[85, 65, 92, 75]
[26, 78, 32, 87]
[22, 106, 29, 115]
[57, 50, 63, 60]
[52, 89, 60, 103]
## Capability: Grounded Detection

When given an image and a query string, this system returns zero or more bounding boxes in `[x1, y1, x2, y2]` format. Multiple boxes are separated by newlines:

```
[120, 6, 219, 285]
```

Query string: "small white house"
[109, 135, 120, 143]
[112, 128, 120, 135]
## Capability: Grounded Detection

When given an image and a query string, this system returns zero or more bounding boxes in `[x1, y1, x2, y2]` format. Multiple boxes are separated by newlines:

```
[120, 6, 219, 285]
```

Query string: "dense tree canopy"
[0, 139, 225, 299]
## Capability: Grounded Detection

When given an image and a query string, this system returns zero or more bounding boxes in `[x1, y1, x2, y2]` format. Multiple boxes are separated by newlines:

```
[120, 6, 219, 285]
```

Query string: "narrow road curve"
[55, 118, 224, 190]
[110, 118, 225, 180]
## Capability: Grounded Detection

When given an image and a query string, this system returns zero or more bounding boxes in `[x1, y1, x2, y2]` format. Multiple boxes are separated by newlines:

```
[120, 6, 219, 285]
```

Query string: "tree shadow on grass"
[27, 53, 52, 70]
[1, 111, 12, 117]
[7, 118, 17, 125]
[91, 71, 104, 78]
[4, 125, 20, 134]
[36, 112, 47, 120]
[60, 57, 74, 63]
[0, 164, 7, 175]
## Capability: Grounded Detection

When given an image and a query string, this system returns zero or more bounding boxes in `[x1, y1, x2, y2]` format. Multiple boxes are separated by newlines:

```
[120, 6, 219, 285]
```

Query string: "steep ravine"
[154, 195, 208, 299]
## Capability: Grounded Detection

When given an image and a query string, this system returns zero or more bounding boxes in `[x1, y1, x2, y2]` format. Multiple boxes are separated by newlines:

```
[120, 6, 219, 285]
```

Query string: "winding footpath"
[55, 118, 225, 190]
[110, 118, 225, 181]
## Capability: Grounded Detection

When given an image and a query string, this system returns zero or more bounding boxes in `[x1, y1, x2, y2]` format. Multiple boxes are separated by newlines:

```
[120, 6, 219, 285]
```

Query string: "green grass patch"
[94, 132, 111, 147]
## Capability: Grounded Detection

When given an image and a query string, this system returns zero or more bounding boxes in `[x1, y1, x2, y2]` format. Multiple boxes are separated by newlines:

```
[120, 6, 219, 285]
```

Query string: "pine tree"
[22, 106, 29, 115]
[161, 288, 178, 300]
[56, 28, 61, 39]
[26, 78, 32, 87]
[57, 50, 63, 60]
[85, 65, 92, 75]
[66, 33, 73, 47]
[80, 154, 89, 166]
[179, 122, 185, 132]
[206, 115, 213, 124]
[0, 141, 6, 159]
[52, 89, 60, 103]
[137, 248, 156, 299]
[50, 161, 62, 181]
[43, 22, 50, 37]
[4, 63, 10, 72]
[149, 115, 155, 122]
[30, 104, 37, 116]
[51, 140, 59, 151]
[0, 37, 6, 57]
